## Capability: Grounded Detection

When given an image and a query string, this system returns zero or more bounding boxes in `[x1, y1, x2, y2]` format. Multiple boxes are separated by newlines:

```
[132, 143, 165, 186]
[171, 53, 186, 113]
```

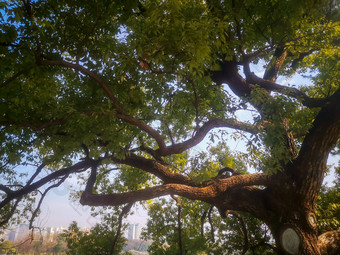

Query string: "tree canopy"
[1, 0, 339, 254]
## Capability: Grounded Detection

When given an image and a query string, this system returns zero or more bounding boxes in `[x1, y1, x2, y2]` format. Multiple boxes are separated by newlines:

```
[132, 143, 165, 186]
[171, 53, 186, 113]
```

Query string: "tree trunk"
[274, 225, 320, 255]
[266, 209, 321, 255]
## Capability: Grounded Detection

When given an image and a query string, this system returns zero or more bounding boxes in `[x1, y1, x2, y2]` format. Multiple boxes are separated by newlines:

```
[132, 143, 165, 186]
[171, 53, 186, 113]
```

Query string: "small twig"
[29, 175, 68, 228]
[0, 67, 34, 88]
[208, 205, 215, 242]
[200, 208, 208, 236]
[171, 195, 183, 255]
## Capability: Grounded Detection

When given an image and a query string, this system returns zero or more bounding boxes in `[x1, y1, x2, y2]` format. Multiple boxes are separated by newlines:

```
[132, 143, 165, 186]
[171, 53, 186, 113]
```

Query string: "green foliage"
[316, 165, 340, 233]
[188, 142, 246, 184]
[142, 197, 275, 254]
[0, 240, 16, 254]
[62, 214, 127, 255]
[1, 0, 338, 182]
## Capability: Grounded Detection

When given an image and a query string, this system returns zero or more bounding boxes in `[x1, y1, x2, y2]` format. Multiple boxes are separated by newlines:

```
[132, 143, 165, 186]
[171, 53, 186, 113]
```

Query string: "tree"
[143, 197, 276, 254]
[316, 166, 340, 234]
[0, 240, 16, 254]
[62, 213, 128, 255]
[0, 0, 339, 254]
[142, 144, 275, 254]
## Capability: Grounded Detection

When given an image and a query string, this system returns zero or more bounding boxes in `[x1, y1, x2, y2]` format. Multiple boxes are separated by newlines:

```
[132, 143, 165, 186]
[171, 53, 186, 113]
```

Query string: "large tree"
[0, 0, 339, 254]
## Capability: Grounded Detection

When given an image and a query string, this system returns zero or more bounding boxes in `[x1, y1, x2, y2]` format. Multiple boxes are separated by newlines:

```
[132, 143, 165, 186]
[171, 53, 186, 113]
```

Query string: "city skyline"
[1, 223, 144, 243]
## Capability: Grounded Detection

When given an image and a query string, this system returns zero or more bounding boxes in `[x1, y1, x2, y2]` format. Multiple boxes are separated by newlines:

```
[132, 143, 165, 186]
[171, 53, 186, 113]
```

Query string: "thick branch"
[293, 89, 340, 202]
[80, 173, 273, 207]
[263, 47, 288, 82]
[210, 61, 252, 97]
[0, 185, 13, 195]
[111, 154, 194, 185]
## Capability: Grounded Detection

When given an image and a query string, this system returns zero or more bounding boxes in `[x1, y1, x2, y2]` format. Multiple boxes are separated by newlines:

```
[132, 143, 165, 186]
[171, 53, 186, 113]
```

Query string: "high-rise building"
[128, 224, 141, 240]
[10, 224, 30, 242]
[8, 231, 16, 242]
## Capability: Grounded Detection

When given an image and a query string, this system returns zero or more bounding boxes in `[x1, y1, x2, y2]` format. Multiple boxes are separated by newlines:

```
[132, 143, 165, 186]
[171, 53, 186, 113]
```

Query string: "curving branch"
[37, 57, 168, 153]
[111, 154, 194, 185]
[0, 159, 91, 211]
[0, 185, 13, 195]
[245, 71, 329, 108]
[110, 203, 133, 255]
[0, 198, 23, 226]
[0, 67, 34, 88]
[29, 175, 69, 229]
[200, 208, 208, 237]
[80, 173, 273, 209]
[207, 205, 215, 242]
[155, 118, 260, 156]
[227, 210, 250, 255]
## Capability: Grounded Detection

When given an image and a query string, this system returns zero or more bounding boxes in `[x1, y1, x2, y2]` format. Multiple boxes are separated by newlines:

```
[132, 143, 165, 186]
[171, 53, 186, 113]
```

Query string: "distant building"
[54, 226, 67, 234]
[8, 230, 16, 242]
[8, 224, 30, 242]
[3, 225, 68, 242]
[128, 224, 141, 240]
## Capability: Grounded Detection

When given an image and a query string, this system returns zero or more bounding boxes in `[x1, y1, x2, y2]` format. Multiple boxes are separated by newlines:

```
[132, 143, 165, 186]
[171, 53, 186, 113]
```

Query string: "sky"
[34, 176, 149, 229]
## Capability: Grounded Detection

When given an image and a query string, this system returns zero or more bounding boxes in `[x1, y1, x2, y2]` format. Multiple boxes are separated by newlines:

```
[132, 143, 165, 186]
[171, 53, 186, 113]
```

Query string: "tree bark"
[318, 231, 340, 255]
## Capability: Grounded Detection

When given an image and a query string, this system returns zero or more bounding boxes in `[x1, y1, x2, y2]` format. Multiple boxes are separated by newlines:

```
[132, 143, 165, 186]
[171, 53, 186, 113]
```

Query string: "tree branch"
[156, 118, 260, 156]
[200, 208, 208, 237]
[29, 175, 68, 229]
[245, 72, 329, 107]
[0, 198, 22, 226]
[110, 203, 133, 255]
[0, 159, 91, 210]
[80, 173, 273, 208]
[26, 163, 45, 186]
[110, 154, 194, 185]
[263, 47, 288, 82]
[0, 185, 13, 195]
[227, 210, 250, 255]
[0, 67, 34, 88]
[292, 88, 340, 202]
[207, 205, 215, 242]
[38, 57, 168, 152]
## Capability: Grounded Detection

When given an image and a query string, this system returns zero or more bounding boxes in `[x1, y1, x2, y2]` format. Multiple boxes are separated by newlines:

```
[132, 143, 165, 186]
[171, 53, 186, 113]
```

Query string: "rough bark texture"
[318, 231, 340, 255]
